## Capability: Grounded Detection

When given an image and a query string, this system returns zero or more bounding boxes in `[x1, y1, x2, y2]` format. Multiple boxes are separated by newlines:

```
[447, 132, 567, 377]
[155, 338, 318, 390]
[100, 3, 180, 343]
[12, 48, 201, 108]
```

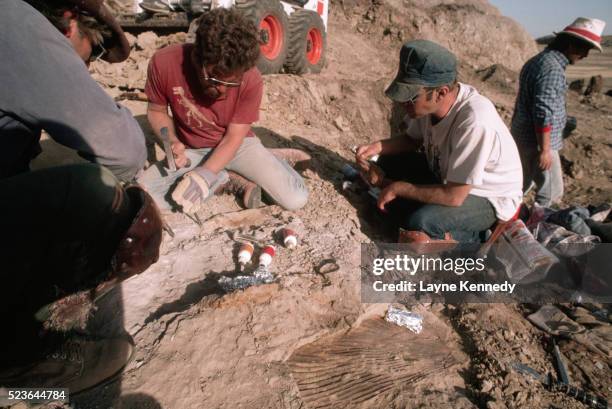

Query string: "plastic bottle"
[281, 228, 298, 249]
[259, 245, 276, 268]
[237, 242, 254, 266]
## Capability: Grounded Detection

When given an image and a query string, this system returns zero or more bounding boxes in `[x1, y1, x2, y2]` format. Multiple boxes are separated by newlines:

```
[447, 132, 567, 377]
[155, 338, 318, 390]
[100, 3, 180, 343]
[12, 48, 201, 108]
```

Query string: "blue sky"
[488, 0, 612, 38]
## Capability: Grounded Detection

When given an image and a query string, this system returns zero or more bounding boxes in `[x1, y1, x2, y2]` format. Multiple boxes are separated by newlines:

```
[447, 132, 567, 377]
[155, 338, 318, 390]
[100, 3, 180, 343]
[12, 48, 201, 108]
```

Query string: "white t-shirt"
[406, 83, 523, 221]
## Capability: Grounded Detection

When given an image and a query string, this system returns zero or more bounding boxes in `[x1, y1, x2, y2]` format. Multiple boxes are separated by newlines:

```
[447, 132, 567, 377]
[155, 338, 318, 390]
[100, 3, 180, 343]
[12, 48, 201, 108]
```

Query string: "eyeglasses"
[406, 88, 437, 104]
[202, 66, 242, 88]
[90, 43, 107, 63]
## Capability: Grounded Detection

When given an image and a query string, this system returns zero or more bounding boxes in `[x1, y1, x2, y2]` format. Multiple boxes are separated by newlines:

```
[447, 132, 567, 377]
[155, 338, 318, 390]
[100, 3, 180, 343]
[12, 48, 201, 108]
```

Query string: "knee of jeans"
[279, 185, 309, 211]
[405, 208, 442, 236]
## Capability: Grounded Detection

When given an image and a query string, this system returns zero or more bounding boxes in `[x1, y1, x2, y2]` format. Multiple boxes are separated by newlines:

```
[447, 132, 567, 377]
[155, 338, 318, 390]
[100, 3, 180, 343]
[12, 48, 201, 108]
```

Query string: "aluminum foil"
[218, 266, 275, 292]
[385, 306, 423, 334]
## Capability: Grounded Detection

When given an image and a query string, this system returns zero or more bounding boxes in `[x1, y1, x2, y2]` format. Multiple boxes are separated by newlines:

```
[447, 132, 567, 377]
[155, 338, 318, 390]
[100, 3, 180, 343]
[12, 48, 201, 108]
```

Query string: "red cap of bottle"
[262, 245, 276, 257]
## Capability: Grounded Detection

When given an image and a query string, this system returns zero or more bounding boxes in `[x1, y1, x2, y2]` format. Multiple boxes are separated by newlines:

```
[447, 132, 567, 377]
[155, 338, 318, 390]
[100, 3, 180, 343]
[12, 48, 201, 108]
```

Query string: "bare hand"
[355, 141, 382, 171]
[377, 183, 399, 211]
[538, 149, 552, 170]
[171, 141, 190, 169]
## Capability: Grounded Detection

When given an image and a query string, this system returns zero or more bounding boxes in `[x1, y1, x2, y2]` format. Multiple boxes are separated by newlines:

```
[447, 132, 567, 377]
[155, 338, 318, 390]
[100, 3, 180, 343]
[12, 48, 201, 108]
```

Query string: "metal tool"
[160, 127, 200, 226]
[160, 127, 177, 172]
[184, 212, 202, 227]
[512, 362, 609, 409]
[160, 127, 192, 171]
[553, 341, 571, 385]
[162, 220, 175, 238]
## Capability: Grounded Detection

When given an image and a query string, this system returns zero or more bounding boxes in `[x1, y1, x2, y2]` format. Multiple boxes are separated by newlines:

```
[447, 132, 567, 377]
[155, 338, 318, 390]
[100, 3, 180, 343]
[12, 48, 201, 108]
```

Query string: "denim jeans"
[137, 136, 308, 211]
[378, 153, 497, 242]
[517, 143, 563, 207]
[403, 195, 496, 242]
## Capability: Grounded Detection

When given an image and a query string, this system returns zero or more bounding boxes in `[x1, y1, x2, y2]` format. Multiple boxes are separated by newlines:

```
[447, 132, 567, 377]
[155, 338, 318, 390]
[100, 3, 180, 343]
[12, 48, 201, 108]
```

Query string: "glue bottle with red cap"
[281, 228, 298, 249]
[259, 245, 276, 268]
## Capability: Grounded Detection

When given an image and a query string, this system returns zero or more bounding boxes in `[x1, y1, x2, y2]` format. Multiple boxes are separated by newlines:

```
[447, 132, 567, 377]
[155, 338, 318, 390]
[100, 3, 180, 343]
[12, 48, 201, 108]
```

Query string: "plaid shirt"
[511, 49, 568, 151]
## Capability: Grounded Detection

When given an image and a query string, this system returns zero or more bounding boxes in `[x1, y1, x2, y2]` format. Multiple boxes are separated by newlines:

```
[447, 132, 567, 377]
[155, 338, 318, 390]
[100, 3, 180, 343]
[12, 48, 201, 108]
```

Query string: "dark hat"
[385, 40, 457, 103]
[67, 0, 131, 62]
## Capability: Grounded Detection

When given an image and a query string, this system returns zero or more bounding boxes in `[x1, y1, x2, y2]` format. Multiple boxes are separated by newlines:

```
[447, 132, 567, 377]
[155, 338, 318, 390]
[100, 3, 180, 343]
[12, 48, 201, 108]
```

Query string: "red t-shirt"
[145, 44, 263, 148]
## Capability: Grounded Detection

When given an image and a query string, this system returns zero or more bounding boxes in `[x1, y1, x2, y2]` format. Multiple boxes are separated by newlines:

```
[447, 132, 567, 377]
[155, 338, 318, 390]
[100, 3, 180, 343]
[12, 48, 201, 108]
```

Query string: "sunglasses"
[201, 66, 242, 88]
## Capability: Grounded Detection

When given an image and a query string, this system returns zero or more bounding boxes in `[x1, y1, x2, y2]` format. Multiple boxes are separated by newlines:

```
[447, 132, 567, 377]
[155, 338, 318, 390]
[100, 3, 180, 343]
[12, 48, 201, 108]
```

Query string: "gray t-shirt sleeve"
[0, 0, 146, 181]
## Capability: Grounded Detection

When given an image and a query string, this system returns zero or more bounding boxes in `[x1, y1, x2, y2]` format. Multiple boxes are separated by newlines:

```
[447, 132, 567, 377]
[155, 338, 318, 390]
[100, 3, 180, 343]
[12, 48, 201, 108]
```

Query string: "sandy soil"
[566, 36, 612, 89]
[28, 2, 611, 409]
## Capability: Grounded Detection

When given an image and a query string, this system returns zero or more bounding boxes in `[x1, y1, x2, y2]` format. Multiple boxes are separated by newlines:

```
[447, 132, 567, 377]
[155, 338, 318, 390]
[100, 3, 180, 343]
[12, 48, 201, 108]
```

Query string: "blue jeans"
[404, 195, 496, 242]
[378, 153, 497, 242]
[517, 143, 563, 207]
[137, 137, 308, 211]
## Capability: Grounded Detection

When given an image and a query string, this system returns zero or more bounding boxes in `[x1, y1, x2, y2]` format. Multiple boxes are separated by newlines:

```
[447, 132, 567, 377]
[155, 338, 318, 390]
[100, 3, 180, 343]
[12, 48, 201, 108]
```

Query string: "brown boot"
[398, 229, 458, 254]
[269, 148, 311, 171]
[218, 171, 263, 209]
[0, 336, 134, 397]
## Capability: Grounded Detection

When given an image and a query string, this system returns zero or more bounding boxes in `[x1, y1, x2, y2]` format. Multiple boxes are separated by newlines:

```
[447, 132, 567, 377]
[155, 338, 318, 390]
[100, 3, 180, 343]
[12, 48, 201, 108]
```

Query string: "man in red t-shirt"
[138, 8, 309, 213]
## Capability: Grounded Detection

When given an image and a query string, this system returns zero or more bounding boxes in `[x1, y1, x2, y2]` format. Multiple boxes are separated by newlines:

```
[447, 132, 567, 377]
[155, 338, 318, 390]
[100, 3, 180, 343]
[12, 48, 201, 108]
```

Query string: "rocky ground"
[29, 1, 611, 408]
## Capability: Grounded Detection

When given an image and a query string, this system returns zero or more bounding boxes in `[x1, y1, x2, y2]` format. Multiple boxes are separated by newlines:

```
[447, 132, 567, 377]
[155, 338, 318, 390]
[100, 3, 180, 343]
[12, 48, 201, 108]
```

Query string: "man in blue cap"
[355, 40, 523, 247]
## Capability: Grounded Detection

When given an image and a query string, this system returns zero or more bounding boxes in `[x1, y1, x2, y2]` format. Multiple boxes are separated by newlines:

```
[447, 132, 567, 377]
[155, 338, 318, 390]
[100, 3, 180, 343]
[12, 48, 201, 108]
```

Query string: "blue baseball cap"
[385, 40, 457, 103]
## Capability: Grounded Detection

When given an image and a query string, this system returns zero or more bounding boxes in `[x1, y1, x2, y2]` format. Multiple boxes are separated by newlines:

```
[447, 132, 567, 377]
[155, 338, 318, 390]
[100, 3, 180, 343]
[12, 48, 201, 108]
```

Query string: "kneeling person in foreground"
[0, 164, 163, 395]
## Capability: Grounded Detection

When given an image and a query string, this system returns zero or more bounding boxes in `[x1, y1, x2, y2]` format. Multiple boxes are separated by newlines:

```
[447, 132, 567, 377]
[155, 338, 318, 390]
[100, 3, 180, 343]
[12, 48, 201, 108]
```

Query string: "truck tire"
[285, 9, 326, 75]
[235, 0, 289, 75]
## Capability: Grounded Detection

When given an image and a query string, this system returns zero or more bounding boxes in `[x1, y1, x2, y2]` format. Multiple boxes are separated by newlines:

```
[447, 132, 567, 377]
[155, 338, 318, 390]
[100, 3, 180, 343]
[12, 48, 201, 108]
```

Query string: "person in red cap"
[511, 17, 606, 207]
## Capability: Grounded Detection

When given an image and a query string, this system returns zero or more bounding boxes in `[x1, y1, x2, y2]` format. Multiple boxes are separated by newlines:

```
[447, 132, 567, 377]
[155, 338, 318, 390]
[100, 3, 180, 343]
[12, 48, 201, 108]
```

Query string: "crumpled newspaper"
[385, 306, 423, 334]
[218, 267, 275, 291]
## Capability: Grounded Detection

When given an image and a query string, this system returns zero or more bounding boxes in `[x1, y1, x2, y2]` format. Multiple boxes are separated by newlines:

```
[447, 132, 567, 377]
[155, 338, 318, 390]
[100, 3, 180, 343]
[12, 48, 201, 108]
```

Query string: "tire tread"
[285, 9, 326, 75]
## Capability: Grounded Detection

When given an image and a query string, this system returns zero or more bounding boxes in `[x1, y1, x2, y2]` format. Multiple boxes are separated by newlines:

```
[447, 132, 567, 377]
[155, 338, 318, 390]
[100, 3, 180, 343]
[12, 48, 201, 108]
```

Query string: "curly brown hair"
[194, 8, 260, 75]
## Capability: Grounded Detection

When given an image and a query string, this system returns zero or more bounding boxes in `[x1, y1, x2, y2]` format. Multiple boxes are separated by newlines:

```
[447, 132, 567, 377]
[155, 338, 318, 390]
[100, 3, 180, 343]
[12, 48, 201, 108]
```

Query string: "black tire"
[285, 9, 326, 75]
[235, 0, 289, 75]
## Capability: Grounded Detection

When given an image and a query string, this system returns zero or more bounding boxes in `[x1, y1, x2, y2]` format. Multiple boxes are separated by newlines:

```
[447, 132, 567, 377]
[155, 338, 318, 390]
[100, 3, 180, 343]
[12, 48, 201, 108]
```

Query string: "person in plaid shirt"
[511, 17, 605, 206]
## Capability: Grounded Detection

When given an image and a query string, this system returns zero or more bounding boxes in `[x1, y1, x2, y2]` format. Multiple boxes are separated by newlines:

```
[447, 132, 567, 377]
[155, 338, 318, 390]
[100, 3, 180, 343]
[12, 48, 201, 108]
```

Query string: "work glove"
[172, 168, 229, 213]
